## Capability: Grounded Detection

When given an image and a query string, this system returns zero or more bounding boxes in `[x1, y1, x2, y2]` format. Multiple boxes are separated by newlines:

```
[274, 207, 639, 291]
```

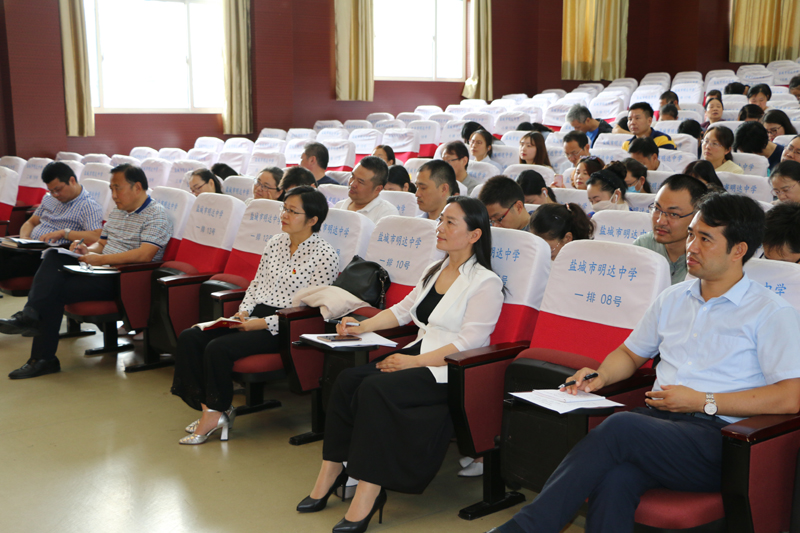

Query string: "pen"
[325, 319, 361, 327]
[558, 372, 599, 390]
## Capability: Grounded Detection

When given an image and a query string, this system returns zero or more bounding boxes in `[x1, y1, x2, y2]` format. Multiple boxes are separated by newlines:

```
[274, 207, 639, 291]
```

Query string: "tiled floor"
[0, 294, 585, 533]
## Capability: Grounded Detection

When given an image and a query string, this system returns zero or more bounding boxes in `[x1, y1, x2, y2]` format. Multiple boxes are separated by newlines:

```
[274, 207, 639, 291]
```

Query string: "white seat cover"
[541, 241, 670, 329]
[379, 190, 420, 217]
[626, 192, 657, 213]
[644, 170, 673, 193]
[246, 151, 286, 176]
[629, 85, 663, 110]
[494, 112, 531, 136]
[501, 131, 527, 147]
[320, 208, 375, 273]
[80, 162, 113, 183]
[439, 120, 467, 145]
[349, 129, 383, 156]
[222, 176, 255, 202]
[258, 128, 287, 140]
[157, 148, 188, 162]
[140, 158, 172, 189]
[722, 94, 747, 108]
[731, 153, 769, 177]
[491, 145, 517, 170]
[284, 138, 313, 166]
[233, 199, 284, 255]
[216, 151, 251, 175]
[56, 151, 82, 162]
[365, 216, 444, 288]
[743, 259, 800, 311]
[589, 96, 625, 121]
[182, 193, 246, 251]
[466, 161, 500, 185]
[0, 167, 20, 211]
[151, 186, 196, 241]
[61, 160, 85, 181]
[222, 137, 255, 153]
[186, 149, 219, 166]
[402, 158, 431, 178]
[592, 210, 652, 244]
[80, 178, 114, 220]
[716, 172, 771, 202]
[670, 82, 704, 105]
[462, 99, 487, 108]
[318, 183, 350, 207]
[512, 105, 543, 123]
[542, 104, 571, 127]
[414, 105, 443, 119]
[375, 119, 405, 133]
[677, 110, 703, 122]
[658, 150, 697, 171]
[590, 147, 629, 162]
[444, 105, 471, 118]
[317, 128, 350, 143]
[654, 120, 683, 136]
[0, 156, 27, 175]
[253, 137, 287, 154]
[501, 94, 528, 103]
[130, 147, 158, 161]
[382, 129, 420, 155]
[553, 188, 591, 214]
[19, 158, 53, 192]
[165, 160, 207, 189]
[323, 140, 357, 171]
[344, 120, 373, 134]
[110, 154, 140, 167]
[327, 171, 352, 185]
[594, 133, 631, 149]
[314, 120, 344, 133]
[671, 134, 698, 156]
[397, 112, 423, 125]
[366, 112, 394, 126]
[705, 76, 740, 94]
[490, 227, 551, 311]
[427, 113, 456, 131]
[407, 120, 441, 146]
[194, 137, 224, 153]
[503, 164, 556, 186]
[286, 128, 317, 142]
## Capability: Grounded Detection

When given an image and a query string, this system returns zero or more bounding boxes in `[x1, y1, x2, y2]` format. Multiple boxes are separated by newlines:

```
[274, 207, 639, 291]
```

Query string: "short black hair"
[530, 203, 594, 241]
[761, 109, 798, 136]
[375, 145, 396, 165]
[660, 103, 679, 119]
[789, 76, 800, 91]
[284, 186, 328, 232]
[530, 123, 554, 134]
[678, 119, 703, 140]
[419, 159, 458, 195]
[211, 163, 238, 180]
[724, 82, 747, 95]
[279, 166, 316, 190]
[617, 116, 629, 130]
[358, 155, 389, 187]
[587, 169, 628, 200]
[628, 137, 659, 157]
[191, 168, 222, 193]
[303, 142, 329, 169]
[41, 161, 76, 185]
[706, 89, 723, 100]
[622, 158, 651, 193]
[764, 202, 800, 254]
[683, 161, 724, 190]
[478, 175, 524, 208]
[444, 140, 470, 161]
[387, 165, 415, 193]
[111, 164, 148, 190]
[771, 160, 800, 185]
[747, 83, 772, 101]
[659, 90, 679, 104]
[563, 131, 589, 148]
[738, 104, 765, 121]
[696, 192, 765, 264]
[461, 121, 484, 144]
[733, 122, 769, 154]
[629, 102, 654, 119]
[660, 173, 708, 206]
[517, 170, 556, 201]
[260, 167, 284, 185]
[516, 122, 534, 131]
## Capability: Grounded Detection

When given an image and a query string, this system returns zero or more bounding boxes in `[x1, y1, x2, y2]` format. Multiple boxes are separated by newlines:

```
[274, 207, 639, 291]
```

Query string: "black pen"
[558, 372, 599, 389]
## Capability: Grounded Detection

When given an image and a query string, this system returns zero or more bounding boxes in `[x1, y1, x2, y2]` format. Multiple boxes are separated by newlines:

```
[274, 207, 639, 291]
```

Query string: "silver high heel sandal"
[185, 406, 236, 434]
[179, 410, 231, 445]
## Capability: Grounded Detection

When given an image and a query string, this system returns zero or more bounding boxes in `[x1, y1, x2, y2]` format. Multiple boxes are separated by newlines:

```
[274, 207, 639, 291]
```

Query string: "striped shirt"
[101, 196, 173, 261]
[31, 187, 103, 245]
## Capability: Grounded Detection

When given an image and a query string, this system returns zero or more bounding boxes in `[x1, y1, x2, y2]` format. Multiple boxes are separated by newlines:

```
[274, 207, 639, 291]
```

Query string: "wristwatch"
[64, 228, 71, 240]
[703, 393, 718, 416]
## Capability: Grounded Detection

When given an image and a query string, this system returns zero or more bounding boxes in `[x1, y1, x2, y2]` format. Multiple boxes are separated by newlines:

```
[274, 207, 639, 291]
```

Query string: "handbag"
[332, 255, 391, 309]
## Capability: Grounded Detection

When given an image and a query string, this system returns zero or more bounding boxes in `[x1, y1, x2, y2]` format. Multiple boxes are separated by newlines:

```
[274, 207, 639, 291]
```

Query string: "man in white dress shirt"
[333, 156, 399, 224]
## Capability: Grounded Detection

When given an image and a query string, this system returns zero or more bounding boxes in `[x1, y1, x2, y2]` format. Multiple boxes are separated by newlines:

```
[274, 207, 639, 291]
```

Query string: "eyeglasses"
[254, 180, 279, 191]
[648, 204, 695, 221]
[564, 149, 583, 159]
[48, 183, 67, 196]
[489, 207, 511, 227]
[701, 139, 724, 149]
[784, 145, 800, 158]
[771, 182, 799, 197]
[190, 184, 206, 194]
[765, 126, 783, 136]
[280, 205, 306, 216]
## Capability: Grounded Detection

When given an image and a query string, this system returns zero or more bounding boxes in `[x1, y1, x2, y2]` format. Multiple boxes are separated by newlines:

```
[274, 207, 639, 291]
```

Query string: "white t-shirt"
[334, 196, 399, 225]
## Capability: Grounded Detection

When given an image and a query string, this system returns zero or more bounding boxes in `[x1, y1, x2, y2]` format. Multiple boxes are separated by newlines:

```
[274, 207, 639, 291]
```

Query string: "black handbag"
[332, 255, 391, 309]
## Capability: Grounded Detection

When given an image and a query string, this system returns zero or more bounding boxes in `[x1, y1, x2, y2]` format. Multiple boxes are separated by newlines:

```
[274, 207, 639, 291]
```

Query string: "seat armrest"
[116, 261, 164, 273]
[446, 341, 529, 367]
[211, 288, 248, 302]
[278, 306, 323, 320]
[157, 273, 215, 287]
[722, 413, 800, 443]
[374, 323, 418, 339]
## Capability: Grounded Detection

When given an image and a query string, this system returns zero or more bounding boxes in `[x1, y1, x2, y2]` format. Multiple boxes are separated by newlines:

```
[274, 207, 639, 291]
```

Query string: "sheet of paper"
[301, 332, 398, 349]
[42, 247, 82, 259]
[511, 391, 624, 414]
[532, 389, 608, 403]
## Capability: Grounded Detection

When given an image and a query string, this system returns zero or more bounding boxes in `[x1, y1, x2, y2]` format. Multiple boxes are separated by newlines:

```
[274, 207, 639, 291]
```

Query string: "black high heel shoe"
[297, 470, 349, 513]
[332, 488, 387, 533]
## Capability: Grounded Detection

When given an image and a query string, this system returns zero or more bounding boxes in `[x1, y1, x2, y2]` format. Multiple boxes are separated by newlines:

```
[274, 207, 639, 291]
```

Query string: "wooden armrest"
[593, 368, 656, 397]
[157, 273, 214, 287]
[116, 261, 164, 273]
[277, 306, 323, 319]
[445, 341, 529, 367]
[722, 413, 800, 443]
[210, 288, 247, 302]
[0, 220, 8, 226]
[373, 323, 419, 339]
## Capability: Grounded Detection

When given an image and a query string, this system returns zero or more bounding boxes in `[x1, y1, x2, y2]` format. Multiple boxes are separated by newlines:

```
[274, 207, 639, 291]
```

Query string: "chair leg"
[59, 317, 96, 339]
[84, 322, 133, 356]
[457, 448, 526, 520]
[290, 388, 325, 446]
[123, 328, 175, 373]
[233, 382, 282, 416]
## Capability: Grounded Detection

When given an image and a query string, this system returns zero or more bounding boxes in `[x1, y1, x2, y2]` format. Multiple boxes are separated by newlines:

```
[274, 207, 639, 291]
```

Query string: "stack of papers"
[511, 389, 624, 414]
[300, 332, 398, 349]
[1, 237, 54, 249]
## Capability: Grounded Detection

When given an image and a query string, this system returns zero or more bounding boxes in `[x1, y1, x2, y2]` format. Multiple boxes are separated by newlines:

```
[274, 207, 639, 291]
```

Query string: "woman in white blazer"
[297, 194, 505, 533]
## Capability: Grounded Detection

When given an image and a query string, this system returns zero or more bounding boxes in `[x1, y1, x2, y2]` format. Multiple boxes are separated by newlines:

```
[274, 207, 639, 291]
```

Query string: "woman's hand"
[232, 310, 250, 321]
[376, 354, 419, 373]
[232, 318, 268, 331]
[336, 317, 366, 336]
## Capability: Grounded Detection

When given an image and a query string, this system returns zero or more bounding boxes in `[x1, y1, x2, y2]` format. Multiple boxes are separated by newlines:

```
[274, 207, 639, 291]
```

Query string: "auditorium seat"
[140, 158, 172, 189]
[365, 112, 394, 126]
[494, 111, 530, 138]
[626, 192, 657, 213]
[670, 82, 704, 105]
[194, 136, 225, 153]
[590, 147, 628, 163]
[462, 111, 495, 133]
[413, 105, 443, 119]
[316, 127, 350, 143]
[253, 137, 287, 154]
[553, 188, 591, 213]
[428, 112, 457, 133]
[129, 147, 158, 161]
[321, 140, 356, 171]
[381, 128, 420, 163]
[186, 148, 218, 166]
[490, 145, 517, 170]
[658, 150, 697, 170]
[716, 172, 772, 203]
[223, 176, 255, 202]
[79, 162, 112, 183]
[731, 153, 769, 177]
[592, 210, 652, 244]
[402, 158, 430, 178]
[284, 138, 311, 166]
[374, 119, 405, 134]
[80, 178, 114, 221]
[0, 156, 26, 175]
[313, 119, 344, 133]
[157, 148, 188, 162]
[56, 151, 83, 162]
[216, 151, 250, 176]
[164, 160, 206, 190]
[444, 104, 471, 118]
[407, 120, 441, 158]
[349, 128, 383, 165]
[110, 154, 140, 167]
[396, 112, 423, 125]
[15, 157, 52, 209]
[503, 164, 555, 185]
[439, 120, 468, 145]
[318, 183, 349, 207]
[0, 166, 20, 237]
[258, 128, 287, 140]
[80, 154, 111, 165]
[512, 104, 543, 123]
[500, 131, 527, 147]
[343, 119, 373, 134]
[379, 190, 420, 217]
[542, 103, 571, 130]
[326, 171, 351, 185]
[60, 160, 84, 181]
[245, 151, 285, 176]
[286, 128, 317, 142]
[465, 161, 498, 186]
[594, 133, 632, 149]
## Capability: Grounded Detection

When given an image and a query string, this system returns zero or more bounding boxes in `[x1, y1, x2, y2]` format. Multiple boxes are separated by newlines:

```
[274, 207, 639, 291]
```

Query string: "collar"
[349, 195, 382, 213]
[132, 195, 152, 214]
[62, 186, 87, 206]
[687, 273, 750, 306]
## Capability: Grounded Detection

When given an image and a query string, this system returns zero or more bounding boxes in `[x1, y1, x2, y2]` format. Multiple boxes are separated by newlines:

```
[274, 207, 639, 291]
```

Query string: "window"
[372, 0, 466, 81]
[83, 0, 225, 113]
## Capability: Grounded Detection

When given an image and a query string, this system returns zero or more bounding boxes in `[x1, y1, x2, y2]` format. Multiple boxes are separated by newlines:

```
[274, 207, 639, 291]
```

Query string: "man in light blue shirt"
[488, 193, 800, 533]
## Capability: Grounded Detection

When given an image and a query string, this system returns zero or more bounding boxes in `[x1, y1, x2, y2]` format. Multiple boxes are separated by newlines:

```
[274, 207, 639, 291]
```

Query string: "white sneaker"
[459, 456, 475, 468]
[458, 461, 484, 477]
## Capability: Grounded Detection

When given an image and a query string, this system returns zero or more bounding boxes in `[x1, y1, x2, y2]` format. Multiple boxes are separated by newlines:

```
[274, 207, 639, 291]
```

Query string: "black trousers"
[24, 249, 116, 361]
[509, 407, 728, 533]
[0, 247, 43, 281]
[170, 319, 280, 412]
[322, 349, 453, 494]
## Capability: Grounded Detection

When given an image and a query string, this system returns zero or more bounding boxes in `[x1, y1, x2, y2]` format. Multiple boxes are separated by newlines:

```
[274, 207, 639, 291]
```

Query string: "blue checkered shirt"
[31, 187, 104, 245]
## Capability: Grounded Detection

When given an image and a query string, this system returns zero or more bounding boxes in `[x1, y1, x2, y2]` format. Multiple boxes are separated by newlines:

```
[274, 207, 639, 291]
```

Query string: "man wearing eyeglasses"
[780, 135, 800, 163]
[0, 162, 103, 288]
[562, 131, 591, 170]
[633, 175, 708, 284]
[442, 141, 479, 194]
[478, 176, 531, 231]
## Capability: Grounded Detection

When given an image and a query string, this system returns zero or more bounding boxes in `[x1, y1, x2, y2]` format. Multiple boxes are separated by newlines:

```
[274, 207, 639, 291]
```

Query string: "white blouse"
[239, 232, 339, 335]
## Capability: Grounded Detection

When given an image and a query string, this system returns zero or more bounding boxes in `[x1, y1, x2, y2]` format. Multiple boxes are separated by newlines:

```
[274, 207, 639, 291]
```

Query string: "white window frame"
[373, 0, 468, 83]
[88, 0, 224, 114]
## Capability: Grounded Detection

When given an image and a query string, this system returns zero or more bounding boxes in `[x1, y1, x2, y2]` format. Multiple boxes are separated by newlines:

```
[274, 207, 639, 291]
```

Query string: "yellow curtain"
[59, 0, 94, 137]
[334, 0, 374, 101]
[730, 0, 800, 63]
[462, 0, 493, 100]
[223, 0, 253, 135]
[562, 0, 628, 81]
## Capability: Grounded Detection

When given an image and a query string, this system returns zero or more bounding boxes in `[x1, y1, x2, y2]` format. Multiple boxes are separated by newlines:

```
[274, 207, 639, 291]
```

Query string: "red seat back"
[173, 193, 246, 273]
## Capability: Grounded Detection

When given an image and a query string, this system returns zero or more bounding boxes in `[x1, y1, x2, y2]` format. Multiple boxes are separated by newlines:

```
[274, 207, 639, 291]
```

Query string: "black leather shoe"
[332, 488, 387, 532]
[8, 358, 61, 379]
[297, 470, 349, 513]
[0, 311, 43, 337]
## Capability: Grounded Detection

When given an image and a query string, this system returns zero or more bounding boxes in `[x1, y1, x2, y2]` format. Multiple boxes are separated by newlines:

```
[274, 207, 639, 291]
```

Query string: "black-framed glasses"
[648, 203, 695, 221]
[490, 207, 511, 227]
[280, 205, 305, 216]
[254, 180, 279, 191]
